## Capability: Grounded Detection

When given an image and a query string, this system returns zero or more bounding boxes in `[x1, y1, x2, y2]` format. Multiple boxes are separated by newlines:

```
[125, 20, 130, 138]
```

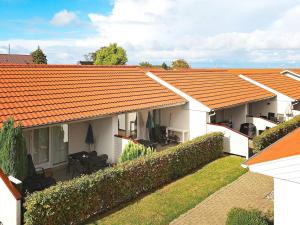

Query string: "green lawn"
[86, 156, 247, 225]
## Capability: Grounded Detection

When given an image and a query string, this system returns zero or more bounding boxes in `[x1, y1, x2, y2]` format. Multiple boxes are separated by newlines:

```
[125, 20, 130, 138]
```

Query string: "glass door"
[51, 124, 69, 165]
[32, 127, 50, 167]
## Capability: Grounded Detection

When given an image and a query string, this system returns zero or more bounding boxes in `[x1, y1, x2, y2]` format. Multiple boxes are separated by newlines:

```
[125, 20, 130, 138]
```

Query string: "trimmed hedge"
[226, 208, 272, 225]
[253, 115, 300, 153]
[24, 132, 223, 225]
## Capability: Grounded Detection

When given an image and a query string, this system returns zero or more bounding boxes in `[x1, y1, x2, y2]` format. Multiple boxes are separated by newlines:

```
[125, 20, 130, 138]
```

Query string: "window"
[118, 113, 137, 138]
[33, 127, 49, 165]
[52, 124, 69, 165]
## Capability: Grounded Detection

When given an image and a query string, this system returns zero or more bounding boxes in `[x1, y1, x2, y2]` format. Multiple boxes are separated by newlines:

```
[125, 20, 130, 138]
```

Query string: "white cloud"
[4, 0, 300, 66]
[50, 9, 77, 26]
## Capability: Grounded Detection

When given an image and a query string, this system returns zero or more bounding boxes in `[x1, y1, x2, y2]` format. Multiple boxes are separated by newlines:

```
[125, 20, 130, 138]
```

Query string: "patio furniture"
[89, 153, 109, 172]
[239, 123, 257, 138]
[166, 127, 189, 143]
[68, 151, 109, 176]
[69, 157, 89, 178]
[23, 154, 56, 193]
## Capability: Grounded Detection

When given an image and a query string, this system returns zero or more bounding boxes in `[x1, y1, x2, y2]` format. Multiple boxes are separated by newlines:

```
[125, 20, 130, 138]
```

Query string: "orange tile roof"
[245, 127, 300, 165]
[0, 64, 185, 128]
[229, 69, 300, 100]
[149, 69, 275, 110]
[0, 54, 33, 64]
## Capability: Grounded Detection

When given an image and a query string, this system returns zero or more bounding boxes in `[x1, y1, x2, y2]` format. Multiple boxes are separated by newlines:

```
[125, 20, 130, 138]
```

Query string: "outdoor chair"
[68, 157, 90, 178]
[23, 154, 56, 194]
[90, 154, 109, 172]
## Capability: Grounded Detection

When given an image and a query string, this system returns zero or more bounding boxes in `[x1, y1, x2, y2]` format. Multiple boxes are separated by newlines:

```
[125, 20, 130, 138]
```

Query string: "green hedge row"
[24, 132, 224, 225]
[253, 115, 300, 153]
[226, 208, 273, 225]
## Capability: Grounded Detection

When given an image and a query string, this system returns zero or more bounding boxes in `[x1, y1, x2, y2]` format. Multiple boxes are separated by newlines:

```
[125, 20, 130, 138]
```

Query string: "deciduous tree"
[94, 43, 127, 65]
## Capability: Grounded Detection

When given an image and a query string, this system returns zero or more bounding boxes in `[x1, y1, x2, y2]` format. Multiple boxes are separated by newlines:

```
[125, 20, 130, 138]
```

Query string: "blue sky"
[1, 0, 300, 67]
[0, 0, 112, 39]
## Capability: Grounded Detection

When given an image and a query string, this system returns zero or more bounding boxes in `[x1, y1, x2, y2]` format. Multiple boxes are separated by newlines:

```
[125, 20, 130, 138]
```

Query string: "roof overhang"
[22, 101, 186, 130]
[212, 95, 276, 111]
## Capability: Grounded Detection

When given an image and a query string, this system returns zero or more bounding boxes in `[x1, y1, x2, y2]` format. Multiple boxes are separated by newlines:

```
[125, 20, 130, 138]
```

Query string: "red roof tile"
[149, 69, 275, 110]
[229, 69, 300, 100]
[0, 65, 185, 128]
[245, 127, 300, 165]
[0, 54, 33, 64]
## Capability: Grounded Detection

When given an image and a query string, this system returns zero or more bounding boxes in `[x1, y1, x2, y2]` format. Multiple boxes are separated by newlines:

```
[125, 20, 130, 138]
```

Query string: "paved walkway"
[170, 172, 273, 225]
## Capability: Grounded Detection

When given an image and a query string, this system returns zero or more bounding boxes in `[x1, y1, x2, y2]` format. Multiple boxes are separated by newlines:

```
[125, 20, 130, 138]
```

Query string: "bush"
[0, 118, 27, 180]
[119, 140, 155, 163]
[253, 115, 300, 153]
[226, 208, 272, 225]
[24, 132, 223, 225]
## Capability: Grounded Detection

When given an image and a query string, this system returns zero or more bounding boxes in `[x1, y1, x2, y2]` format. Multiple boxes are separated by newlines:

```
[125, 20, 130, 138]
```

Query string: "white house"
[243, 127, 300, 225]
[0, 64, 186, 172]
[229, 69, 300, 120]
[0, 169, 22, 225]
[147, 69, 277, 158]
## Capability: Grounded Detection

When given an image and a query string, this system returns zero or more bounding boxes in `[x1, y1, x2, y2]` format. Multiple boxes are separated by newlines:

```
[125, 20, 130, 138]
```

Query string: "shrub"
[226, 208, 272, 225]
[0, 118, 27, 180]
[119, 140, 155, 163]
[24, 132, 223, 225]
[253, 115, 300, 153]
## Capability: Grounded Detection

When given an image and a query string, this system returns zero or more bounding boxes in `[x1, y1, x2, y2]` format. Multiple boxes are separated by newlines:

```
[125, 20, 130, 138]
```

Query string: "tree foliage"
[94, 43, 128, 65]
[84, 52, 96, 62]
[0, 118, 28, 180]
[31, 46, 47, 64]
[162, 62, 169, 70]
[139, 61, 152, 67]
[119, 141, 155, 163]
[171, 59, 190, 69]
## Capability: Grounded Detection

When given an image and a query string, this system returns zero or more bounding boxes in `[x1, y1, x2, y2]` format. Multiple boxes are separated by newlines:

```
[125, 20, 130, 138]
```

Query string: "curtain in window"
[52, 124, 68, 165]
[33, 128, 49, 165]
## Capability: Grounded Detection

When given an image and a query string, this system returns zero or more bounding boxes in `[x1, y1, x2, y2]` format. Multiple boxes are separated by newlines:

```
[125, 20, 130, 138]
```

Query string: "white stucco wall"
[215, 104, 247, 131]
[249, 98, 277, 117]
[0, 176, 21, 225]
[274, 178, 300, 225]
[69, 116, 117, 163]
[69, 122, 89, 154]
[207, 124, 249, 158]
[160, 104, 189, 130]
[189, 107, 208, 139]
[114, 136, 130, 162]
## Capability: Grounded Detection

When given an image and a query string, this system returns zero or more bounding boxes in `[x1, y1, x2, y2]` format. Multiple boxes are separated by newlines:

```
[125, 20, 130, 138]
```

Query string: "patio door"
[51, 124, 69, 165]
[32, 127, 50, 168]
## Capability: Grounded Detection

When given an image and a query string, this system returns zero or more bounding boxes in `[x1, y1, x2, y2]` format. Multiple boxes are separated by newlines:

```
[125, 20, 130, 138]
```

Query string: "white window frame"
[25, 124, 69, 169]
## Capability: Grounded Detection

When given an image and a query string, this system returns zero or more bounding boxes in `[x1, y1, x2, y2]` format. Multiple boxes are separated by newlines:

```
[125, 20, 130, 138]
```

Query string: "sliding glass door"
[29, 124, 69, 168]
[32, 128, 50, 166]
[52, 124, 69, 165]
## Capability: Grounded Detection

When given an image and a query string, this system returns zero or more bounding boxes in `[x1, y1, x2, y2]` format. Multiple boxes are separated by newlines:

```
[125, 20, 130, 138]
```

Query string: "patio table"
[69, 151, 93, 174]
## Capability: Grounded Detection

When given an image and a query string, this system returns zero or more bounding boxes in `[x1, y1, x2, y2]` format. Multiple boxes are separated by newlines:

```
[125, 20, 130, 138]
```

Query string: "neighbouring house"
[0, 168, 22, 225]
[0, 64, 186, 176]
[243, 127, 300, 225]
[146, 69, 276, 158]
[0, 54, 33, 64]
[229, 69, 300, 121]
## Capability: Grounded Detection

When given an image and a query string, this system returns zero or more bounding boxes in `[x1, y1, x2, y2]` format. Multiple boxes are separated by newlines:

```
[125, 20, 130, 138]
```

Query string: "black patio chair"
[68, 157, 90, 178]
[23, 154, 56, 194]
[89, 154, 109, 172]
